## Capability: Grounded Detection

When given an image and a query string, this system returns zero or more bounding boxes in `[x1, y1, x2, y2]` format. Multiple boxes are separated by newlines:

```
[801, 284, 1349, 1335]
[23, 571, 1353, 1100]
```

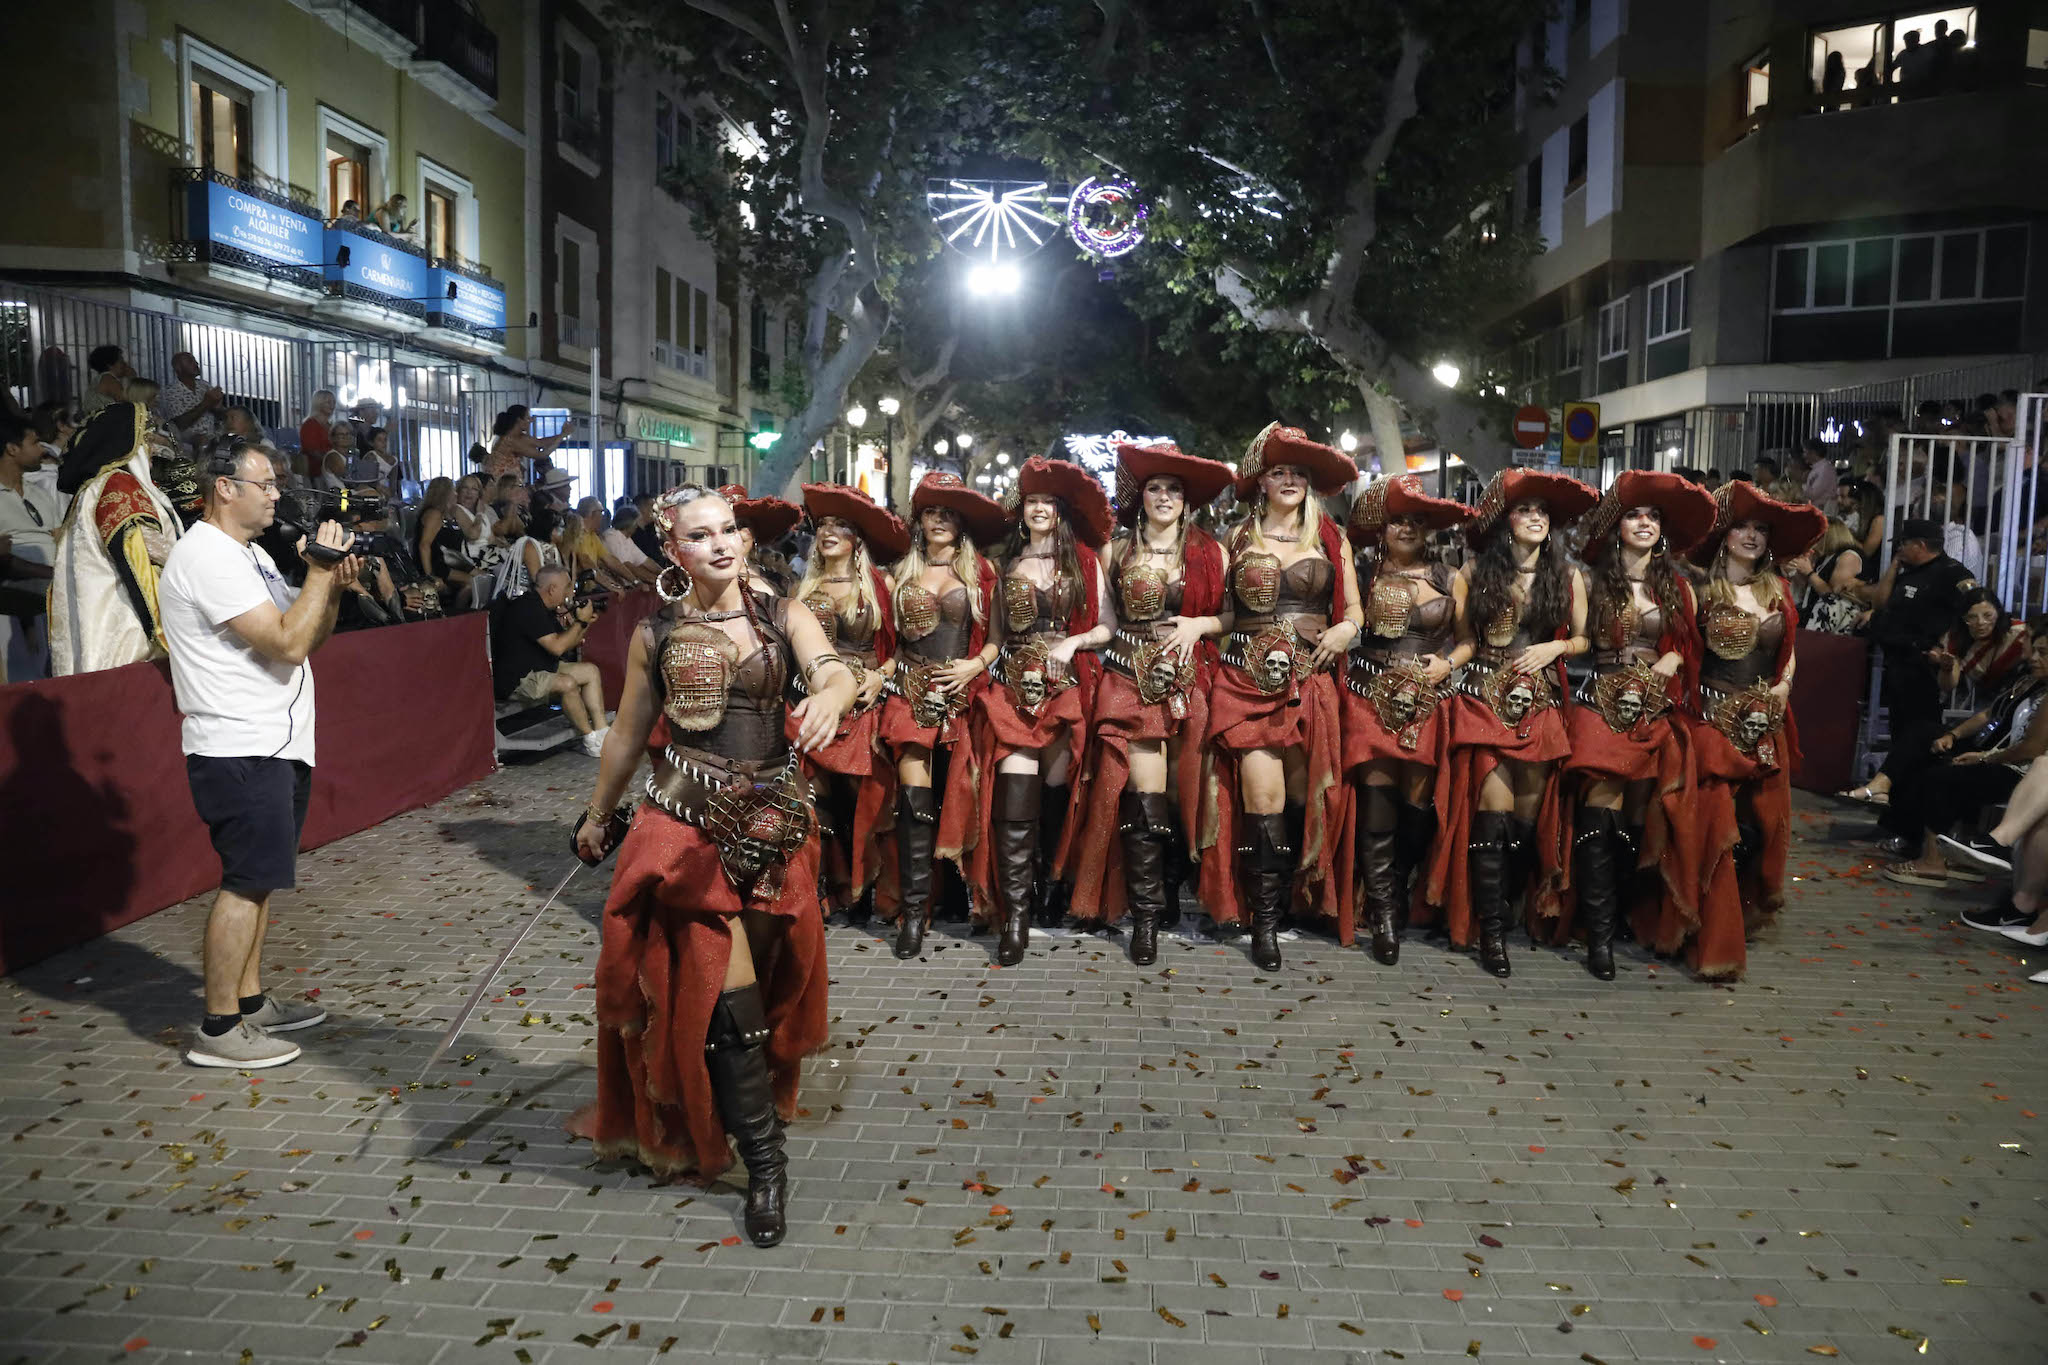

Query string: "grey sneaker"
[184, 1020, 301, 1069]
[243, 995, 327, 1032]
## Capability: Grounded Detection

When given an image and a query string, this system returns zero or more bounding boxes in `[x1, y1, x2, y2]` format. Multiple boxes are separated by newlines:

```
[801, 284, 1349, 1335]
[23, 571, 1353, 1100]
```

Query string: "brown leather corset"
[1594, 598, 1665, 670]
[1003, 571, 1075, 637]
[650, 606, 791, 764]
[1472, 597, 1548, 668]
[1699, 605, 1785, 692]
[898, 583, 971, 662]
[800, 592, 882, 669]
[1233, 553, 1333, 640]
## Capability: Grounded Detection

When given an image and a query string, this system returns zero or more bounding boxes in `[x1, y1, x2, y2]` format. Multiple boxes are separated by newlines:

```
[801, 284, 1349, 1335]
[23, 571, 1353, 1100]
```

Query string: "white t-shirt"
[601, 527, 651, 567]
[159, 520, 316, 765]
[0, 478, 62, 583]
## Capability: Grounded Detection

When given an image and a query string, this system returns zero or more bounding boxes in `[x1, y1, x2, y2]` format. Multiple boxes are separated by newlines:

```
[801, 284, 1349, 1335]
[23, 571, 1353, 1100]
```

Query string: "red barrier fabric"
[1788, 628, 1867, 796]
[0, 614, 497, 976]
[585, 589, 660, 710]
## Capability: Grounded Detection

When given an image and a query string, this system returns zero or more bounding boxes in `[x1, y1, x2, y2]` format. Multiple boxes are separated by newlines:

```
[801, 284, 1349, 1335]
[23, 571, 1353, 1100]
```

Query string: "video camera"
[273, 487, 420, 589]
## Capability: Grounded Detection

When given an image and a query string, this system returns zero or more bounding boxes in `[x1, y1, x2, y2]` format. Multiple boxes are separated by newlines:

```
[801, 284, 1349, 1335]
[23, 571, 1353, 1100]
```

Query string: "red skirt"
[567, 804, 828, 1183]
[1196, 664, 1354, 942]
[963, 675, 1095, 924]
[1426, 692, 1571, 945]
[1068, 668, 1208, 925]
[1340, 671, 1450, 774]
[1555, 706, 1699, 949]
[1665, 716, 1796, 980]
[795, 703, 891, 902]
[870, 681, 986, 923]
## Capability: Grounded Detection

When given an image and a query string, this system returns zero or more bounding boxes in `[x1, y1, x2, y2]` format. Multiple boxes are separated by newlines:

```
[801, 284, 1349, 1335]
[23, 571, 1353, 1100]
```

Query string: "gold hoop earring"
[657, 564, 693, 602]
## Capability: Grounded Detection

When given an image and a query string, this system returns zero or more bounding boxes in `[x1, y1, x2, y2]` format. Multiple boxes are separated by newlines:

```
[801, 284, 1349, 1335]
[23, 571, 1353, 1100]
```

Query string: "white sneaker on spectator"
[243, 995, 327, 1032]
[2031, 968, 2048, 985]
[581, 727, 608, 757]
[184, 1020, 301, 1069]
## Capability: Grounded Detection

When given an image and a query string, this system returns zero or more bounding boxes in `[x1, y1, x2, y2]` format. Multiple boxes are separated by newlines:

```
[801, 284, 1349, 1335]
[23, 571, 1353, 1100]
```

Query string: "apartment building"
[1492, 0, 2048, 474]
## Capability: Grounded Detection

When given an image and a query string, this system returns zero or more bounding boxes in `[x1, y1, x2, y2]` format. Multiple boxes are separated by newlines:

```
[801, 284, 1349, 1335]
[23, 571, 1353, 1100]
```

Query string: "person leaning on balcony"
[371, 194, 413, 237]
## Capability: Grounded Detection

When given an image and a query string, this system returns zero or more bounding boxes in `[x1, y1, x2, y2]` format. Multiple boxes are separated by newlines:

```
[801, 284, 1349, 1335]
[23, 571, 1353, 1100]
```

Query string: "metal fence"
[1744, 352, 2047, 469]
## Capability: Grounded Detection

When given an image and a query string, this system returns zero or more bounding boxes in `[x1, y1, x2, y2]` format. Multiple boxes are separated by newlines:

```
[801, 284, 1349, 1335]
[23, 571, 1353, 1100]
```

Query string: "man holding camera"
[160, 442, 359, 1068]
[491, 563, 609, 755]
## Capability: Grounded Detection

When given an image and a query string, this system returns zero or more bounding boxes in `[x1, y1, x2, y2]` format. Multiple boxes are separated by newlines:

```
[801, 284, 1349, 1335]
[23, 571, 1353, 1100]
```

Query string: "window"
[694, 288, 710, 360]
[656, 94, 675, 172]
[1742, 53, 1771, 118]
[1853, 237, 1894, 306]
[2030, 22, 2048, 85]
[1559, 318, 1584, 373]
[1523, 154, 1542, 227]
[417, 160, 476, 265]
[559, 41, 586, 120]
[193, 77, 252, 179]
[423, 187, 455, 261]
[1646, 269, 1691, 342]
[1775, 227, 2027, 313]
[1566, 116, 1588, 193]
[1597, 298, 1627, 361]
[317, 108, 390, 223]
[325, 131, 368, 219]
[655, 266, 672, 345]
[749, 297, 771, 390]
[557, 217, 596, 351]
[1809, 8, 1979, 107]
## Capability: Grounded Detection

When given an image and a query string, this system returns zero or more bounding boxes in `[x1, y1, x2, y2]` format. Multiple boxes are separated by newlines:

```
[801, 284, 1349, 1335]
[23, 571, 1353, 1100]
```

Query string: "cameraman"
[159, 442, 360, 1069]
[491, 563, 609, 755]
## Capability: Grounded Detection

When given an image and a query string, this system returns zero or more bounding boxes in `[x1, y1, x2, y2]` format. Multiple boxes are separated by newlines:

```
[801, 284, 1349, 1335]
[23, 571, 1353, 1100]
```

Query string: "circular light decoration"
[1068, 177, 1148, 258]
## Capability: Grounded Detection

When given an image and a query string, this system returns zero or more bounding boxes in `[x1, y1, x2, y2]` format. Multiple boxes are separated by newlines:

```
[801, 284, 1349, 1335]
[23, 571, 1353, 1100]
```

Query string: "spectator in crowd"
[629, 491, 663, 560]
[314, 448, 348, 494]
[265, 446, 302, 495]
[566, 496, 650, 590]
[160, 351, 226, 451]
[299, 390, 337, 480]
[1860, 516, 1978, 758]
[1934, 588, 2030, 702]
[490, 563, 608, 755]
[124, 377, 161, 411]
[348, 427, 395, 489]
[1834, 478, 1886, 578]
[449, 473, 494, 553]
[1799, 435, 1839, 505]
[1705, 468, 1723, 488]
[415, 476, 474, 606]
[1890, 28, 1940, 98]
[1782, 520, 1867, 634]
[530, 465, 573, 539]
[371, 194, 413, 236]
[329, 199, 362, 228]
[27, 402, 76, 517]
[479, 405, 563, 479]
[220, 405, 273, 457]
[350, 398, 385, 449]
[1956, 751, 2048, 942]
[324, 422, 359, 482]
[83, 344, 132, 417]
[1750, 456, 1778, 488]
[1930, 477, 1985, 575]
[0, 414, 59, 676]
[335, 554, 431, 632]
[490, 476, 528, 540]
[1994, 390, 2019, 439]
[597, 501, 662, 586]
[1879, 633, 2048, 885]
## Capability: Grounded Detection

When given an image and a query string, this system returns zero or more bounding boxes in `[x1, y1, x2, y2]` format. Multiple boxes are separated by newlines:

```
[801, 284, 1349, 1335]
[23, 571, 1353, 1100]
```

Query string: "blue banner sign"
[324, 225, 429, 301]
[429, 268, 507, 330]
[185, 178, 318, 265]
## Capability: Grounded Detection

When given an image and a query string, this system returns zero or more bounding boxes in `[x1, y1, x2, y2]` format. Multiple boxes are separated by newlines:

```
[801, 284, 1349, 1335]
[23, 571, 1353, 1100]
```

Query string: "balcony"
[305, 0, 420, 64]
[425, 255, 509, 352]
[165, 167, 327, 299]
[410, 1, 498, 114]
[557, 93, 604, 169]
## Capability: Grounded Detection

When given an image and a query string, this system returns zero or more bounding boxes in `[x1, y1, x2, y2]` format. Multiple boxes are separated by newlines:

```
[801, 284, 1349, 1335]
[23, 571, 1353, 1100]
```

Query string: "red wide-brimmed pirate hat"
[1686, 480, 1829, 565]
[1012, 455, 1114, 548]
[1347, 472, 1472, 543]
[801, 482, 912, 562]
[1577, 470, 1719, 564]
[1233, 422, 1358, 499]
[1114, 441, 1236, 524]
[910, 470, 1009, 545]
[717, 483, 803, 542]
[1465, 467, 1600, 548]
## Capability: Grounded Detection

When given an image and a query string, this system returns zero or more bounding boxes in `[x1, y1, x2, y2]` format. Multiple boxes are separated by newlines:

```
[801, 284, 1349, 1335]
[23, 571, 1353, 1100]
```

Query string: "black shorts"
[185, 756, 314, 897]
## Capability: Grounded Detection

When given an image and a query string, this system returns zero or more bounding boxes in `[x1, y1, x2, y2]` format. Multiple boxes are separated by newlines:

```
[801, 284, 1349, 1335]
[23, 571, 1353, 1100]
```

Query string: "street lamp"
[1431, 360, 1461, 388]
[878, 396, 900, 416]
[1338, 430, 1359, 453]
[956, 431, 974, 450]
[934, 438, 950, 456]
[846, 403, 868, 428]
[996, 451, 1010, 465]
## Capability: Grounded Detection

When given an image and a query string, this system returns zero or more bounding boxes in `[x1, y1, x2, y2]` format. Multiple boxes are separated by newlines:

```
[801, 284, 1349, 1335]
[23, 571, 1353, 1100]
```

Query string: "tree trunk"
[1361, 386, 1406, 479]
[752, 284, 891, 499]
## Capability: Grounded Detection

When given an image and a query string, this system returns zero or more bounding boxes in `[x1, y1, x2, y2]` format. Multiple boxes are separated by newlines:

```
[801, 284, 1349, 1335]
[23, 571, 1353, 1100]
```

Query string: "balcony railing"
[166, 167, 326, 291]
[417, 1, 498, 102]
[346, 0, 420, 42]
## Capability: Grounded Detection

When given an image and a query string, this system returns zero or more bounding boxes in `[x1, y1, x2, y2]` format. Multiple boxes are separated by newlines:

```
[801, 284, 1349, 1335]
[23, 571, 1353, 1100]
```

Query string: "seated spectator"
[1799, 435, 1839, 505]
[265, 447, 303, 495]
[83, 344, 134, 417]
[125, 377, 161, 411]
[0, 414, 59, 587]
[1955, 760, 2048, 946]
[600, 502, 662, 586]
[415, 476, 474, 605]
[568, 496, 651, 589]
[27, 402, 76, 518]
[1751, 456, 1779, 488]
[220, 405, 274, 454]
[351, 398, 385, 447]
[630, 492, 663, 560]
[314, 449, 348, 494]
[1879, 632, 2048, 887]
[336, 555, 432, 632]
[348, 426, 395, 489]
[450, 473, 495, 552]
[490, 564, 608, 755]
[1782, 520, 1866, 634]
[299, 390, 337, 480]
[1935, 589, 2029, 702]
[1834, 478, 1885, 579]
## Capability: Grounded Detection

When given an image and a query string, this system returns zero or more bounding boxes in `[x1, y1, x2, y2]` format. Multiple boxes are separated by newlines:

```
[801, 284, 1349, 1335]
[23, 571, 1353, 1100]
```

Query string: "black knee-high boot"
[1357, 786, 1401, 965]
[893, 787, 938, 960]
[994, 772, 1043, 965]
[1242, 814, 1292, 971]
[1574, 807, 1621, 981]
[1395, 800, 1436, 925]
[1505, 815, 1537, 932]
[1469, 811, 1513, 978]
[704, 984, 787, 1247]
[1036, 782, 1072, 928]
[1614, 823, 1644, 942]
[1120, 792, 1172, 966]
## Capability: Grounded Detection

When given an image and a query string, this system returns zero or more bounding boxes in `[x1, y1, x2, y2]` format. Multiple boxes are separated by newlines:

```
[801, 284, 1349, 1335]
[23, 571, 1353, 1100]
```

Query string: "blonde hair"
[892, 513, 987, 626]
[1703, 531, 1792, 612]
[1240, 484, 1326, 559]
[1811, 518, 1857, 561]
[795, 520, 881, 633]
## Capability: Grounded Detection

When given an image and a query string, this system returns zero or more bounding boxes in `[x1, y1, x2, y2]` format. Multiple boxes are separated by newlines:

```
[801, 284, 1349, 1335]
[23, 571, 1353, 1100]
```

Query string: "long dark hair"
[1009, 493, 1085, 608]
[1590, 514, 1684, 646]
[1469, 515, 1571, 640]
[1951, 586, 2013, 652]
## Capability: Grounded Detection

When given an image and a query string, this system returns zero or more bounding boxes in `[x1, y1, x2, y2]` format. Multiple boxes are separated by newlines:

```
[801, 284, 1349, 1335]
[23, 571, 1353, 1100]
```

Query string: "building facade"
[1492, 0, 2048, 475]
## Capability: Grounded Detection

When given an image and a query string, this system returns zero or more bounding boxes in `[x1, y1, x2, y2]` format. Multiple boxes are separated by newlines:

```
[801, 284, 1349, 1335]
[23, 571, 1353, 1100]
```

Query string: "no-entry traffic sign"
[1512, 404, 1550, 449]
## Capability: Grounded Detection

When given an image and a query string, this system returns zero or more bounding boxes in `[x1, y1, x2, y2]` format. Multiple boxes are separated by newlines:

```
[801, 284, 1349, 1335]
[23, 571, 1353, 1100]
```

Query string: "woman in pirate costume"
[1429, 468, 1596, 978]
[875, 471, 1007, 960]
[568, 486, 856, 1248]
[793, 483, 911, 919]
[1067, 442, 1233, 964]
[1343, 474, 1472, 965]
[1560, 471, 1715, 980]
[718, 484, 802, 597]
[1667, 483, 1824, 979]
[966, 457, 1115, 966]
[1200, 424, 1363, 970]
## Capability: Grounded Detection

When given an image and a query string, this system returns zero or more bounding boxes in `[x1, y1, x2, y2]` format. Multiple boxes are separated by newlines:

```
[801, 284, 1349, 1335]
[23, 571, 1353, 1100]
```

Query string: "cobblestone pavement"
[3, 754, 2045, 1365]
